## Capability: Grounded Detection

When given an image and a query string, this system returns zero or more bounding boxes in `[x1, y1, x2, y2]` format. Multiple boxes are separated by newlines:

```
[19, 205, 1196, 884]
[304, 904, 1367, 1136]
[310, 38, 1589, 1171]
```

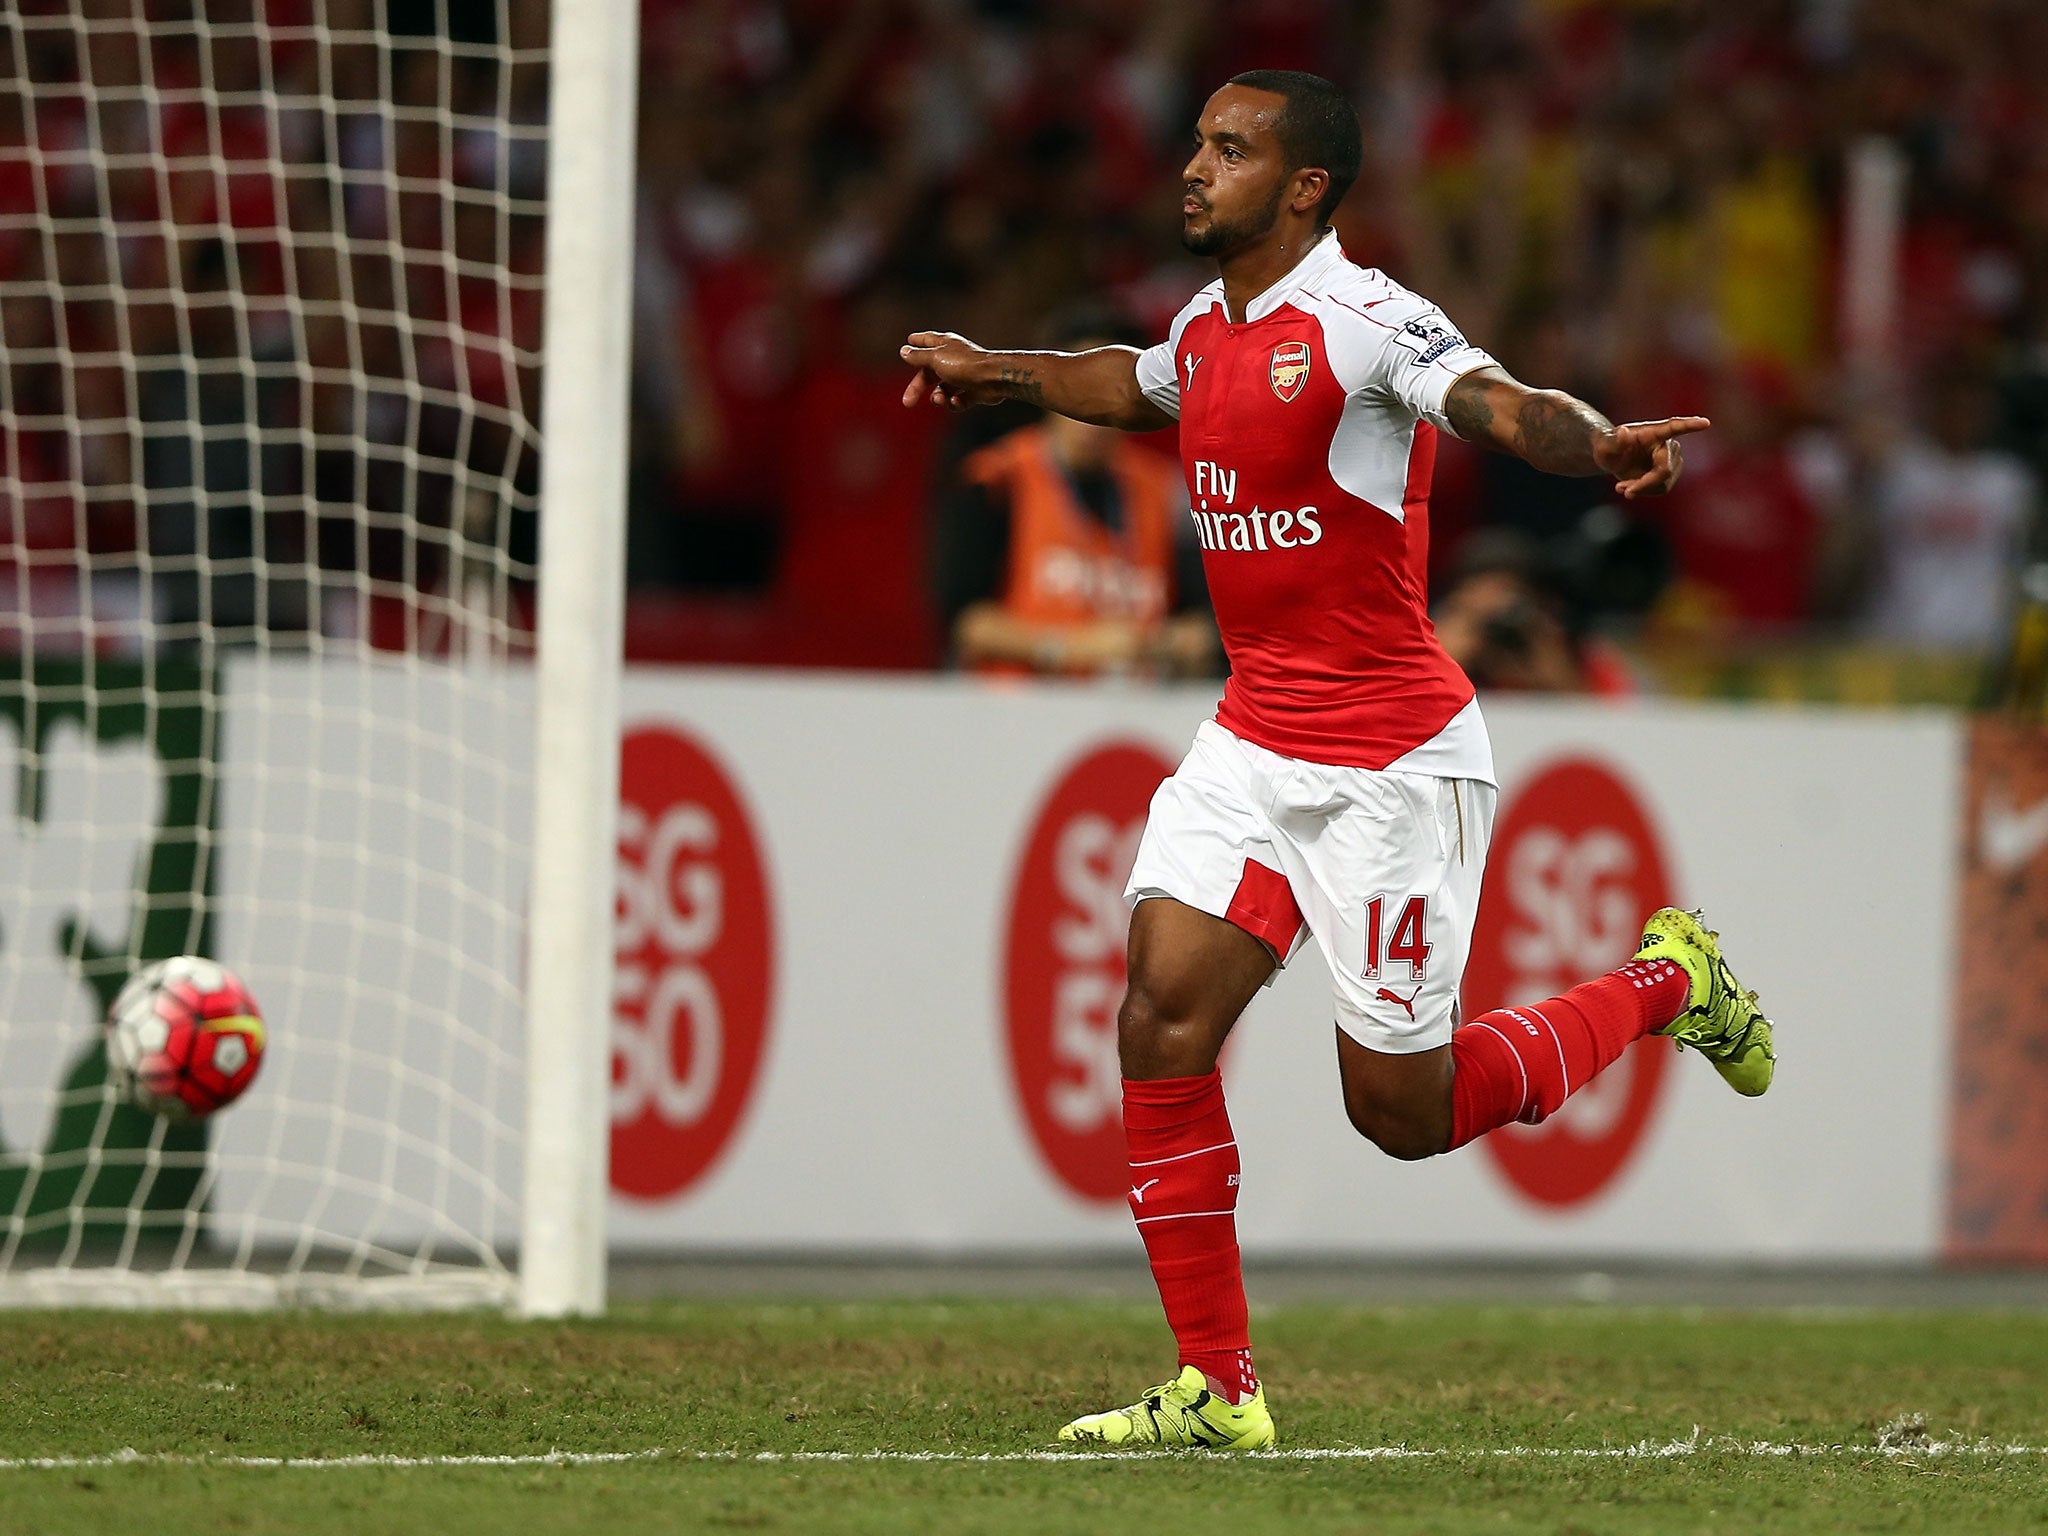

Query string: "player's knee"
[1116, 983, 1160, 1061]
[1116, 981, 1182, 1076]
[1341, 1090, 1450, 1162]
[1117, 976, 1214, 1080]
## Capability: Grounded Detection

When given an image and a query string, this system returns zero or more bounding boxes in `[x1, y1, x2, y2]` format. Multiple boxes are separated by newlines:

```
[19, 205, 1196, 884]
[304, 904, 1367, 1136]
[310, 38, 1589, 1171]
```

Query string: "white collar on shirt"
[1232, 227, 1347, 324]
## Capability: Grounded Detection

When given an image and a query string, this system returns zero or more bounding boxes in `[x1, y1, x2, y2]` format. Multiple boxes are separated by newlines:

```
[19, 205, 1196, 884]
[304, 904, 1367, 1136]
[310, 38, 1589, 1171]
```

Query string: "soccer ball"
[105, 956, 266, 1120]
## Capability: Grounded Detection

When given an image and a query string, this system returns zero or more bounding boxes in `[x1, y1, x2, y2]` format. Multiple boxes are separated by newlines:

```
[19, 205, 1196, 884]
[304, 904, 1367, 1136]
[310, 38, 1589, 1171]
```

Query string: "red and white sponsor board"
[1465, 757, 1676, 1209]
[610, 726, 773, 1203]
[201, 664, 1962, 1261]
[605, 674, 1960, 1261]
[1003, 742, 1175, 1205]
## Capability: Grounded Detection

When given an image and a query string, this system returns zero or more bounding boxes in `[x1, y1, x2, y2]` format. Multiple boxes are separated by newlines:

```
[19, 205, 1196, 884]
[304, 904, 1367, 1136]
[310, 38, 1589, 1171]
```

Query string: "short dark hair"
[1226, 70, 1362, 226]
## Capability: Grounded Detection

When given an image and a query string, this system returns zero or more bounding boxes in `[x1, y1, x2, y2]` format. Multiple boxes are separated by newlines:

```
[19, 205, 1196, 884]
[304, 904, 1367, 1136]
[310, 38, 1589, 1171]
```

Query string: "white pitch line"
[2, 1439, 2046, 1471]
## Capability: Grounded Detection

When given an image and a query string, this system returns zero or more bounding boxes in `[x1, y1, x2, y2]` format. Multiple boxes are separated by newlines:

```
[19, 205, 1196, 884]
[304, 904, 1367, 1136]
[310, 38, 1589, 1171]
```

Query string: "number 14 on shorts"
[1363, 894, 1431, 980]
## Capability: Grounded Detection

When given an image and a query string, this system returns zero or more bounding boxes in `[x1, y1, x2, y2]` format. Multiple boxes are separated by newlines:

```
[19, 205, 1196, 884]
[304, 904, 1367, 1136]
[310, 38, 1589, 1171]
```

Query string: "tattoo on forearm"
[1444, 376, 1496, 445]
[998, 365, 1045, 407]
[1512, 391, 1612, 478]
[1446, 372, 1617, 477]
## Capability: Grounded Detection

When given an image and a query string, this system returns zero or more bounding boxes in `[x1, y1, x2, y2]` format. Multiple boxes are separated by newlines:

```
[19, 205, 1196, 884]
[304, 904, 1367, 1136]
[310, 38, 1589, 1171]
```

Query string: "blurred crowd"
[2, 0, 548, 652]
[646, 0, 2048, 684]
[4, 0, 2047, 686]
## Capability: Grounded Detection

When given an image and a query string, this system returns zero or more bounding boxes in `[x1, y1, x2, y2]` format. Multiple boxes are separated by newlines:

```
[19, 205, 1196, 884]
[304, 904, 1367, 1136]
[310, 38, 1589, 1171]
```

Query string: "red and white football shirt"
[1135, 232, 1496, 782]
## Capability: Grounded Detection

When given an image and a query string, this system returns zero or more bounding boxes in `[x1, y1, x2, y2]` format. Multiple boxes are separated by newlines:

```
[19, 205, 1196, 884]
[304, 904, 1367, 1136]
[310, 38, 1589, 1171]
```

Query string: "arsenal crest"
[1269, 341, 1311, 402]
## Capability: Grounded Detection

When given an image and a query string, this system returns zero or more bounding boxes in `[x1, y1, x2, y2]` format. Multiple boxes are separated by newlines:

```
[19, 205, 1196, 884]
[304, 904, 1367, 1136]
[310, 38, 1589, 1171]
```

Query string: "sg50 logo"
[1474, 765, 1679, 1212]
[1004, 742, 1175, 1203]
[611, 726, 774, 1201]
[1464, 757, 1674, 1208]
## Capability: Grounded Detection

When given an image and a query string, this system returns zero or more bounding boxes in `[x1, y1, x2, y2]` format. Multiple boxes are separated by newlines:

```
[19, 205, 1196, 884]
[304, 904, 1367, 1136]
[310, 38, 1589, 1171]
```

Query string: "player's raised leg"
[1339, 907, 1774, 1158]
[1058, 896, 1278, 1450]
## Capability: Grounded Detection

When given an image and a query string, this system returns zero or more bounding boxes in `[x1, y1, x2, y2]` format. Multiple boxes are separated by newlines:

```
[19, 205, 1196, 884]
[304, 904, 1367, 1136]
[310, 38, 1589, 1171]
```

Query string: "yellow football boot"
[1636, 906, 1775, 1096]
[1058, 1366, 1275, 1450]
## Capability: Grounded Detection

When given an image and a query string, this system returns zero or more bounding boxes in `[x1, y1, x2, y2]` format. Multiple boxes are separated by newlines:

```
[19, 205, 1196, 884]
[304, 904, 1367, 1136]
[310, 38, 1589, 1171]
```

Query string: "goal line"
[4, 1439, 2045, 1472]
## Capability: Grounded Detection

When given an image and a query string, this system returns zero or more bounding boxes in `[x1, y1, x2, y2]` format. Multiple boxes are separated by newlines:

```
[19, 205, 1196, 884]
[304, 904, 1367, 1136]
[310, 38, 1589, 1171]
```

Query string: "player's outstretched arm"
[900, 332, 1175, 432]
[1442, 365, 1709, 499]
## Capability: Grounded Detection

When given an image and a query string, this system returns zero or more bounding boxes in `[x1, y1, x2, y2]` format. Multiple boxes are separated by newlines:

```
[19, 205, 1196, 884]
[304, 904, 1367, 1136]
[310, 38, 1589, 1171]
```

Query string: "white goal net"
[0, 0, 623, 1309]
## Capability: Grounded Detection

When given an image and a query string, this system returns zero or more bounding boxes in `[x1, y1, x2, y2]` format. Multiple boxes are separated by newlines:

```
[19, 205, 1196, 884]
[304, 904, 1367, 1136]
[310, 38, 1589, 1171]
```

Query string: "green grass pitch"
[4, 1300, 2047, 1534]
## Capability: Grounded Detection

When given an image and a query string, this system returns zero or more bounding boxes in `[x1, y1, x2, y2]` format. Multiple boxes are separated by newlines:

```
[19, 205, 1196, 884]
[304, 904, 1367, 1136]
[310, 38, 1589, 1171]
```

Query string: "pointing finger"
[1620, 415, 1712, 443]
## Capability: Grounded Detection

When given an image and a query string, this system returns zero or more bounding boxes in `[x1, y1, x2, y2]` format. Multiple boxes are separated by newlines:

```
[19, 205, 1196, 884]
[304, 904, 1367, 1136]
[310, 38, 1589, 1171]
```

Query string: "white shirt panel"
[1381, 695, 1496, 786]
[1355, 291, 1497, 431]
[1134, 283, 1222, 421]
[1305, 289, 1421, 522]
[1276, 248, 1494, 434]
[1244, 228, 1348, 321]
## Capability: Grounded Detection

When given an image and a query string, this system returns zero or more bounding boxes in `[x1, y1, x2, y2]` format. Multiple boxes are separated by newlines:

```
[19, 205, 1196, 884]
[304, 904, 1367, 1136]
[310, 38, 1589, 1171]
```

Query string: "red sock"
[1123, 1071, 1258, 1404]
[1448, 958, 1689, 1150]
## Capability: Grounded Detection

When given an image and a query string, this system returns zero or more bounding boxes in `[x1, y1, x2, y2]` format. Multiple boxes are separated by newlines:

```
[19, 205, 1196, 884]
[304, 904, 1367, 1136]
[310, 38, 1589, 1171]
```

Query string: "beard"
[1181, 179, 1287, 258]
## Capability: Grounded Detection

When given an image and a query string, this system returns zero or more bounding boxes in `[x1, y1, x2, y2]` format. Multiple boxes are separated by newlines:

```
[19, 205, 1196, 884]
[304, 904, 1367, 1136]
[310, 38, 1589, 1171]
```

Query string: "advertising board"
[600, 674, 1961, 1262]
[190, 663, 1966, 1261]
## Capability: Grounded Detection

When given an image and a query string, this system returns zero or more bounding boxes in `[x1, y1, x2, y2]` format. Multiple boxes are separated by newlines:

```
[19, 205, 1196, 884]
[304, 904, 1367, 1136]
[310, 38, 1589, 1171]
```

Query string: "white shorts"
[1125, 720, 1496, 1054]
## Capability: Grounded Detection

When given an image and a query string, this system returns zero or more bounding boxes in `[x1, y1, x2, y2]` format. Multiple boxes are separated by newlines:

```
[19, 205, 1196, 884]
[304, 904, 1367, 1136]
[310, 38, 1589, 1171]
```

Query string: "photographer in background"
[1432, 530, 1635, 697]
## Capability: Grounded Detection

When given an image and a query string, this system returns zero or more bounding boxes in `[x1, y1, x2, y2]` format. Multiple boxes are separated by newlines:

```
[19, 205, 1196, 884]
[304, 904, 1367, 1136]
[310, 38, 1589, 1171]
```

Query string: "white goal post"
[0, 0, 632, 1312]
[522, 0, 635, 1318]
